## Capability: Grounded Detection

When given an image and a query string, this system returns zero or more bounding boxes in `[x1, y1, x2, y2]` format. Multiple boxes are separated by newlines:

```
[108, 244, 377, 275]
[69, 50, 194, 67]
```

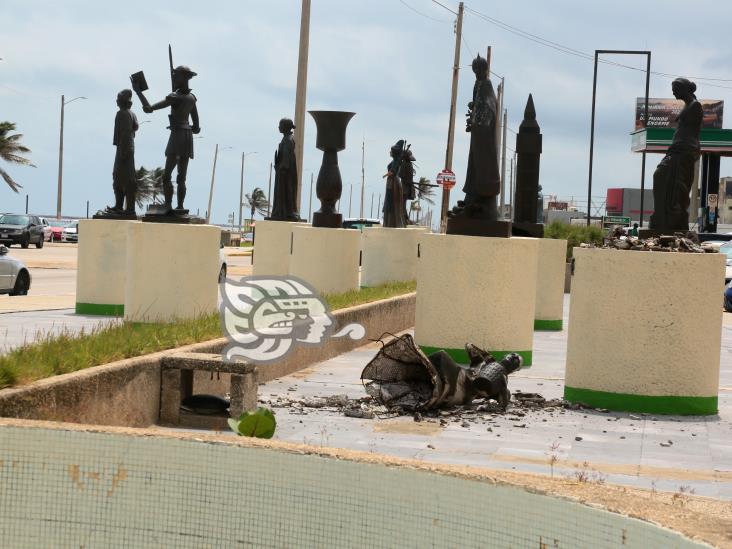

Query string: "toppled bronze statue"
[361, 333, 521, 411]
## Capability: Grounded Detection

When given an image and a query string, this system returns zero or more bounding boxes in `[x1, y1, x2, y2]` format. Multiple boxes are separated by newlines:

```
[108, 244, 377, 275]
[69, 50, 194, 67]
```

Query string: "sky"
[2, 0, 732, 225]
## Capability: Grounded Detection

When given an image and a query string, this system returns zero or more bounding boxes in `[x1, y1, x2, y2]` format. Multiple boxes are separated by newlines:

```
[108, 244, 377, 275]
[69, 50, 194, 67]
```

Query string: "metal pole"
[360, 138, 365, 218]
[267, 162, 273, 217]
[56, 94, 65, 219]
[639, 52, 651, 228]
[206, 143, 219, 224]
[86, 200, 89, 219]
[440, 1, 464, 233]
[308, 172, 313, 222]
[377, 193, 382, 218]
[294, 0, 311, 212]
[370, 192, 374, 218]
[348, 183, 353, 218]
[587, 52, 599, 226]
[500, 108, 508, 218]
[25, 194, 28, 214]
[239, 152, 245, 231]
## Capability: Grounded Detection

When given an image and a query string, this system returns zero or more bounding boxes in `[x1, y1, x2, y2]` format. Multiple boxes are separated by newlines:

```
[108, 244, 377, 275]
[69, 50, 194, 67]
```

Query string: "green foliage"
[245, 187, 269, 220]
[0, 121, 35, 192]
[544, 221, 604, 260]
[0, 281, 417, 390]
[227, 407, 276, 438]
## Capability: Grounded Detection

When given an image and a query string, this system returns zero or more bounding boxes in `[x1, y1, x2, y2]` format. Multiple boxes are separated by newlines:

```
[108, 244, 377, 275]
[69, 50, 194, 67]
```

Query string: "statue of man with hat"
[132, 64, 200, 214]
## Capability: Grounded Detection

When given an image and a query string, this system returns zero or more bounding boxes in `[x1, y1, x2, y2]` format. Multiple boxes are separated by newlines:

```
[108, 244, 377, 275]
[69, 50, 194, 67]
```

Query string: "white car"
[61, 221, 79, 243]
[719, 242, 732, 283]
[218, 245, 227, 283]
[0, 245, 31, 295]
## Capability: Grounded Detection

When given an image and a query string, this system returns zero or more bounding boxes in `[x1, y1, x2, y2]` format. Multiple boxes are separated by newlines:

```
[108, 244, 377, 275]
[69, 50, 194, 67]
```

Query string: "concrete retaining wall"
[535, 238, 567, 330]
[0, 293, 416, 426]
[565, 248, 725, 415]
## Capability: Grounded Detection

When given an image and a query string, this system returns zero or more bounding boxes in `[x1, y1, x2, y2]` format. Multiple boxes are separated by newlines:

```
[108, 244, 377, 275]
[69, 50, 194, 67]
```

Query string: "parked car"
[61, 221, 79, 243]
[724, 281, 732, 313]
[342, 218, 382, 230]
[243, 232, 254, 243]
[49, 220, 69, 242]
[0, 213, 45, 248]
[720, 242, 732, 283]
[0, 245, 31, 295]
[218, 245, 227, 283]
[39, 217, 53, 242]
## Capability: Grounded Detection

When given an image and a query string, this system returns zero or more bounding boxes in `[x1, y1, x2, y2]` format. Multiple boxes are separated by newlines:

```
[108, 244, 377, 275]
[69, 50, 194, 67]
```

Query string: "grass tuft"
[0, 280, 416, 390]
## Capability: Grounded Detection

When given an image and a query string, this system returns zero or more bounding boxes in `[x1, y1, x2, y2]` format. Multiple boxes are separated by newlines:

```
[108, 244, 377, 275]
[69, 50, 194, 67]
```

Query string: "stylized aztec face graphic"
[220, 276, 365, 363]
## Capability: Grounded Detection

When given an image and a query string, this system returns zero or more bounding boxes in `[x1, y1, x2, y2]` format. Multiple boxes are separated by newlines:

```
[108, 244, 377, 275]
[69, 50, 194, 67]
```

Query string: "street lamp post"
[239, 151, 257, 232]
[56, 95, 86, 219]
[206, 144, 232, 224]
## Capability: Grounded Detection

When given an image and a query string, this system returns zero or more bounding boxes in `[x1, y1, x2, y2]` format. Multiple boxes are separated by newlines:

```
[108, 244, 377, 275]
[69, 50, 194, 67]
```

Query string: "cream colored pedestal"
[534, 238, 567, 330]
[124, 223, 220, 322]
[76, 219, 139, 316]
[360, 227, 425, 287]
[414, 234, 538, 365]
[564, 248, 725, 415]
[288, 226, 361, 295]
[252, 220, 307, 276]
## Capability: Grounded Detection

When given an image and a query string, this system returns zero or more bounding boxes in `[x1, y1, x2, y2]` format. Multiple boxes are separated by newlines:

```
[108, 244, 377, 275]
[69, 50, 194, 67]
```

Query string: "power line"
[464, 5, 732, 90]
[398, 0, 451, 23]
[431, 0, 457, 16]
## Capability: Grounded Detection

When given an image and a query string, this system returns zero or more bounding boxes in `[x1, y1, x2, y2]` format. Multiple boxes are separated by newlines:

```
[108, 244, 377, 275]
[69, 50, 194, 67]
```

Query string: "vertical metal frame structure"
[587, 50, 651, 226]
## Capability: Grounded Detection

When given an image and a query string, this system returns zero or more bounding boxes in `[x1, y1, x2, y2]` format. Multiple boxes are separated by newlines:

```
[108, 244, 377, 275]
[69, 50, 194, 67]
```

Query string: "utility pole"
[294, 0, 311, 212]
[267, 162, 273, 217]
[360, 137, 365, 218]
[377, 193, 382, 218]
[439, 1, 464, 233]
[348, 182, 353, 218]
[500, 108, 508, 217]
[239, 153, 245, 232]
[25, 194, 28, 214]
[206, 144, 219, 224]
[308, 172, 314, 222]
[56, 95, 65, 220]
[370, 192, 374, 218]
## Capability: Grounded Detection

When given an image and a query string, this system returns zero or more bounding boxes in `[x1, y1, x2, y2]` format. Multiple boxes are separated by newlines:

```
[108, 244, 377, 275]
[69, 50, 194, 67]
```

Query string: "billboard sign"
[635, 98, 723, 130]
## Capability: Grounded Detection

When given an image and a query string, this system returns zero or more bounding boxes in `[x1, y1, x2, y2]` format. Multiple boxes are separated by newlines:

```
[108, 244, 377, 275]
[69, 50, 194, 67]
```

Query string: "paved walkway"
[253, 296, 732, 500]
[0, 309, 117, 353]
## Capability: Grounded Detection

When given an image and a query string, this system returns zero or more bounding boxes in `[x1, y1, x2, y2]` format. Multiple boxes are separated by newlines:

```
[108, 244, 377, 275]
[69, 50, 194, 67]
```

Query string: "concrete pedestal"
[124, 223, 220, 322]
[415, 234, 539, 365]
[564, 248, 725, 415]
[534, 238, 567, 330]
[289, 226, 361, 295]
[360, 227, 425, 287]
[76, 219, 139, 316]
[252, 220, 307, 277]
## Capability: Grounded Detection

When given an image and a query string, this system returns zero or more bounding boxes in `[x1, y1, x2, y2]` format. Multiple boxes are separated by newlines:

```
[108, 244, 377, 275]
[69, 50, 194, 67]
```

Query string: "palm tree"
[135, 166, 166, 207]
[245, 187, 269, 223]
[0, 122, 35, 192]
[415, 177, 436, 205]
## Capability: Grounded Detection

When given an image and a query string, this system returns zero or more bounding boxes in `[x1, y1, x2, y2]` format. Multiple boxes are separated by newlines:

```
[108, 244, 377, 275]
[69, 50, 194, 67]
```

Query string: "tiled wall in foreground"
[0, 425, 707, 548]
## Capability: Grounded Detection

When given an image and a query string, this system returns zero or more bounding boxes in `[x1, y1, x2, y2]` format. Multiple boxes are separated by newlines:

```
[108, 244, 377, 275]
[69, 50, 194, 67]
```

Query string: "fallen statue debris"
[360, 334, 522, 411]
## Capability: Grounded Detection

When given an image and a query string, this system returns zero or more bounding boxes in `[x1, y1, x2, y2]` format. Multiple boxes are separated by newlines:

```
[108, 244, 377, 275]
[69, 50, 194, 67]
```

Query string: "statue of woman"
[448, 54, 500, 222]
[270, 118, 301, 221]
[649, 78, 702, 233]
[382, 140, 408, 228]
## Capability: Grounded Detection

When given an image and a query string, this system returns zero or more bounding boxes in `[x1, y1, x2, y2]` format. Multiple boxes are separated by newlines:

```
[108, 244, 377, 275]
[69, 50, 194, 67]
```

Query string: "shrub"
[544, 221, 604, 260]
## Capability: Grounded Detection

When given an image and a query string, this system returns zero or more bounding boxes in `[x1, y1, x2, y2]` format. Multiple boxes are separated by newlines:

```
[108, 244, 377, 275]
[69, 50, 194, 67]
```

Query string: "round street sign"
[436, 169, 456, 189]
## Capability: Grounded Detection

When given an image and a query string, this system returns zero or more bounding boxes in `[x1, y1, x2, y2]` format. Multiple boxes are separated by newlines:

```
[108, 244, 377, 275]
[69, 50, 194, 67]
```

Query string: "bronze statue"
[649, 78, 702, 234]
[400, 147, 417, 225]
[269, 118, 301, 221]
[94, 89, 139, 219]
[131, 55, 200, 216]
[447, 54, 510, 237]
[382, 140, 410, 228]
[512, 94, 544, 238]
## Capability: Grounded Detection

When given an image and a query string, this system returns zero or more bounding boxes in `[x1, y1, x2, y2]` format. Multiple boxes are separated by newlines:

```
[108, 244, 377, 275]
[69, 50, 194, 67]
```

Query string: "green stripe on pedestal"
[419, 346, 532, 367]
[75, 302, 124, 316]
[534, 319, 563, 331]
[564, 386, 717, 416]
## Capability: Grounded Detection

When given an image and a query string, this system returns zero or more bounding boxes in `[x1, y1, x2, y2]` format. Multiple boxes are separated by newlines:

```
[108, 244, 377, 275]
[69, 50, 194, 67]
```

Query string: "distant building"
[718, 177, 732, 224]
[606, 188, 654, 222]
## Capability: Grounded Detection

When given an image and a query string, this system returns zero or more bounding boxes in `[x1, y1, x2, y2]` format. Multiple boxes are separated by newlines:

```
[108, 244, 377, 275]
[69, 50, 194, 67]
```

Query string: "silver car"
[0, 245, 31, 295]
